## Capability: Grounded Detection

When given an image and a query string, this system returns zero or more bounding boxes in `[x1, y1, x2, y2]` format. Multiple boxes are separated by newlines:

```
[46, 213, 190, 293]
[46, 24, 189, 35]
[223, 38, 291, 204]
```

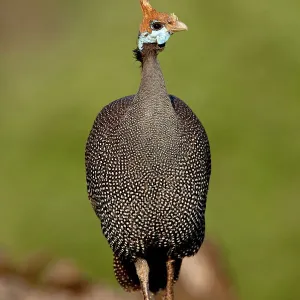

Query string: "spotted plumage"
[85, 1, 211, 299]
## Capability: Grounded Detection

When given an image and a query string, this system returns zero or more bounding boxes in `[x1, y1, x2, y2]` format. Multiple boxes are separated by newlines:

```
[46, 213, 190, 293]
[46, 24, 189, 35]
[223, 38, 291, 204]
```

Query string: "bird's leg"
[163, 258, 175, 300]
[135, 258, 151, 300]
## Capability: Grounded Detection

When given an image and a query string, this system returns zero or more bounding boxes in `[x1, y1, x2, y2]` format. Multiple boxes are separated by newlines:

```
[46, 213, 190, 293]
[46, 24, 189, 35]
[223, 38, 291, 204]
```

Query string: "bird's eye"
[151, 22, 163, 31]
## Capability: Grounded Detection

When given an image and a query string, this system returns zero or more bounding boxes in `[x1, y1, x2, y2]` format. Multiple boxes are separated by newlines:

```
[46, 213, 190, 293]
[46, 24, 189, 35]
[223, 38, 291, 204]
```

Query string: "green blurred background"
[1, 0, 299, 299]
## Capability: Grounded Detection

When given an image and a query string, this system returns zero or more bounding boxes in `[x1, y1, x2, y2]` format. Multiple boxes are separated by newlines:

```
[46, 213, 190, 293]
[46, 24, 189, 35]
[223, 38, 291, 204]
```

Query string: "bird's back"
[85, 94, 211, 262]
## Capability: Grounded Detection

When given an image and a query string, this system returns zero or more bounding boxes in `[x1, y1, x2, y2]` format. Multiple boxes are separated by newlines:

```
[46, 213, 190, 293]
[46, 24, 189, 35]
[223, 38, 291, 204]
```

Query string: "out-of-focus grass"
[0, 0, 299, 298]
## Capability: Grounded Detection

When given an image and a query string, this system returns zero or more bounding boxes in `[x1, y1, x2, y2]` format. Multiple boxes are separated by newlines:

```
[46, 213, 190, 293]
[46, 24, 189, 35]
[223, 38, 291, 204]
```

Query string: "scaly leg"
[163, 258, 175, 300]
[135, 258, 151, 300]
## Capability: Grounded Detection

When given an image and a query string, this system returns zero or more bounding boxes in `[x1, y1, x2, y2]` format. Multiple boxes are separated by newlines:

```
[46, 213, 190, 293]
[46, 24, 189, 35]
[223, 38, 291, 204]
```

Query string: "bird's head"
[137, 0, 188, 51]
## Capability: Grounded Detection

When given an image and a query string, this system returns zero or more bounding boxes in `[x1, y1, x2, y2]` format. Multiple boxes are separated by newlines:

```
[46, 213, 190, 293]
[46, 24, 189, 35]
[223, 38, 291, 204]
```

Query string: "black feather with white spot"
[85, 44, 211, 293]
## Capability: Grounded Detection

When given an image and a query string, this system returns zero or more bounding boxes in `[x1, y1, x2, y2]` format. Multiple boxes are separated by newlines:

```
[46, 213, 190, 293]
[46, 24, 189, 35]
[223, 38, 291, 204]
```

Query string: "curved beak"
[169, 20, 188, 33]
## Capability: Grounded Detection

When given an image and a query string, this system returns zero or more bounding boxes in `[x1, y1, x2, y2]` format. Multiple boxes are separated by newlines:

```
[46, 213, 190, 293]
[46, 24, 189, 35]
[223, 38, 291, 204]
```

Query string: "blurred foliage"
[0, 0, 299, 299]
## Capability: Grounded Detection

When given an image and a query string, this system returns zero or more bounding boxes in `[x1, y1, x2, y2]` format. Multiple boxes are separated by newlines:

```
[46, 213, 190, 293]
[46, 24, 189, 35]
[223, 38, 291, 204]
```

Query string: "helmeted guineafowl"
[85, 1, 211, 299]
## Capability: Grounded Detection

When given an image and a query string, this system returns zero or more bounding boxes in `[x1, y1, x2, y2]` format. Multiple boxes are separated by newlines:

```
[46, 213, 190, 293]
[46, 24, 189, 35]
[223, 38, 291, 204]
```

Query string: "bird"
[85, 1, 211, 300]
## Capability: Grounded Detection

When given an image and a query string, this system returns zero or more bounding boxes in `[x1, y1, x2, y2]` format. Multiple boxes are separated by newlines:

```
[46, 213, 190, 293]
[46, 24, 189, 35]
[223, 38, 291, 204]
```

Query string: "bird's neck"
[134, 45, 173, 113]
[126, 45, 179, 159]
[138, 51, 168, 98]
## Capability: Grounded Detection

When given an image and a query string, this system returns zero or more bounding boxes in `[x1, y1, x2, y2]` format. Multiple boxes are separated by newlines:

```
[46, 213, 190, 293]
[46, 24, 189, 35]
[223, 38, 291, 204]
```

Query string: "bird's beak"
[168, 20, 188, 33]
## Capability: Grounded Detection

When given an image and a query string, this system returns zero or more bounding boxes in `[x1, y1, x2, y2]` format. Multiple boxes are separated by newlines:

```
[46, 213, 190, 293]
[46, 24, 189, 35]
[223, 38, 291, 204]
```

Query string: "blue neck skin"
[138, 27, 171, 50]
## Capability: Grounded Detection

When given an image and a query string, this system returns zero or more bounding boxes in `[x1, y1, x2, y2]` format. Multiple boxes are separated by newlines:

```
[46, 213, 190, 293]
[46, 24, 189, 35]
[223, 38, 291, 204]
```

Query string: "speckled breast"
[85, 95, 211, 260]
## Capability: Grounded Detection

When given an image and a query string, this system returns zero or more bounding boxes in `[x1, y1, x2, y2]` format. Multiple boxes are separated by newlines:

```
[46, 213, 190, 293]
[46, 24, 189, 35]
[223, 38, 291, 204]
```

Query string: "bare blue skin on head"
[138, 26, 171, 50]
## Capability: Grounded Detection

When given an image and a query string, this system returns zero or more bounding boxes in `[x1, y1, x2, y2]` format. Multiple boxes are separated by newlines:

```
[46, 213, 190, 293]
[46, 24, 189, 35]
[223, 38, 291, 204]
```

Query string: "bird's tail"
[113, 250, 182, 294]
[113, 255, 140, 292]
